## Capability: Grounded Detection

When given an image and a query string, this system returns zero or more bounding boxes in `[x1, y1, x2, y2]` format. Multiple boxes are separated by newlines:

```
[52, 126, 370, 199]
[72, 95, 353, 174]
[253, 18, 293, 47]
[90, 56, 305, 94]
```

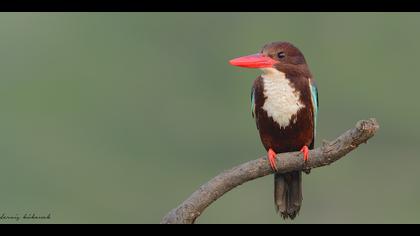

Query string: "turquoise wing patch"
[251, 87, 256, 119]
[309, 79, 319, 134]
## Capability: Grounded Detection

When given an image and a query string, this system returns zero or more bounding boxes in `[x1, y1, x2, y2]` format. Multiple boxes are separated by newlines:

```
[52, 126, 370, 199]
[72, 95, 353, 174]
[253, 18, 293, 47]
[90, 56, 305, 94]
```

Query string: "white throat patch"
[261, 68, 305, 128]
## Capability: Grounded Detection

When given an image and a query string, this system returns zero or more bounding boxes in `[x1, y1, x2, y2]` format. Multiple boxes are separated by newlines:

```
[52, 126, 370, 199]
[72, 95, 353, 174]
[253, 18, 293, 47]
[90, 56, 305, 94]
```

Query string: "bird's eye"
[277, 52, 286, 59]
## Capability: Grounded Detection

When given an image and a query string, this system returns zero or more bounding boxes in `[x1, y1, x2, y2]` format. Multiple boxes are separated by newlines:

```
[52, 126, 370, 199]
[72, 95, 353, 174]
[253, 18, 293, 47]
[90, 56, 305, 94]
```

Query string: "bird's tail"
[274, 171, 302, 220]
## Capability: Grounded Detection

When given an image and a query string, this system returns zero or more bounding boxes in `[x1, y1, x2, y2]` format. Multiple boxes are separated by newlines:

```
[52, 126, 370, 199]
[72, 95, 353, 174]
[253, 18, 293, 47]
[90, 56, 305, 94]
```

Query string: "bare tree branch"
[161, 118, 380, 224]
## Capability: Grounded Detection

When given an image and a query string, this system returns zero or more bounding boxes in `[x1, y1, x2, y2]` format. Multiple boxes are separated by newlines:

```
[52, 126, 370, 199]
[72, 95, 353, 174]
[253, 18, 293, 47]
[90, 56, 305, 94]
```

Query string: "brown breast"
[252, 75, 314, 153]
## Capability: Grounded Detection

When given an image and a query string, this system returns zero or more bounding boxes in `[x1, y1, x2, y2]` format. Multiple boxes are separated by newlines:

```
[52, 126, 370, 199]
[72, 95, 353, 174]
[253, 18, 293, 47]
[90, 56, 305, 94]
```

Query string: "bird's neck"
[260, 68, 286, 79]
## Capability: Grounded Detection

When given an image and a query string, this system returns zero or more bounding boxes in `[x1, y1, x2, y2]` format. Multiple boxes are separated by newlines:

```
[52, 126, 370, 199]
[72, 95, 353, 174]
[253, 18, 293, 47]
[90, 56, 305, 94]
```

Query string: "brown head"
[229, 41, 311, 77]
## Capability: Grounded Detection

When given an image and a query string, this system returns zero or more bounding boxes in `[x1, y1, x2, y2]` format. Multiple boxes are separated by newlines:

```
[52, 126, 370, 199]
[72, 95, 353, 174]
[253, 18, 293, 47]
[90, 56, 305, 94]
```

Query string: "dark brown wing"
[251, 77, 264, 130]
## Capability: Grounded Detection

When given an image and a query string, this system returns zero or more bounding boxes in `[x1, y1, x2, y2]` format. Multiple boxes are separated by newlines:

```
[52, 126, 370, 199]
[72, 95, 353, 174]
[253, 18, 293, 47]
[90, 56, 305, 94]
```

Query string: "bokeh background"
[0, 13, 419, 224]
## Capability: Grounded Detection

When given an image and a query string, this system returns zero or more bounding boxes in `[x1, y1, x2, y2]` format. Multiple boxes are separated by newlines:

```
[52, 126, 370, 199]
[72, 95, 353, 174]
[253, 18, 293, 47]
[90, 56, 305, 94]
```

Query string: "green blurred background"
[0, 13, 419, 224]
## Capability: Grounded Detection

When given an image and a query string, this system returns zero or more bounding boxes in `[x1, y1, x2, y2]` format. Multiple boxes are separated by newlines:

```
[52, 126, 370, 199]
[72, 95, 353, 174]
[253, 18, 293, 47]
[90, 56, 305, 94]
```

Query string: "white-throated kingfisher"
[229, 41, 319, 219]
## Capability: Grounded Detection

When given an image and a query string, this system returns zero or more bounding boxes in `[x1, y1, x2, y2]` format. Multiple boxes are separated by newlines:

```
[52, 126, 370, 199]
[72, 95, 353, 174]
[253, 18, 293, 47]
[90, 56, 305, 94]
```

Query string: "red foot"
[300, 146, 309, 162]
[268, 149, 278, 171]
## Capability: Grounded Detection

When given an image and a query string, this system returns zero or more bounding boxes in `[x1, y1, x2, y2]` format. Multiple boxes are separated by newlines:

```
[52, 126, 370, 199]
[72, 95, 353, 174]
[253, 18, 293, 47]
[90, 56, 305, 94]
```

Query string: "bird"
[229, 41, 318, 220]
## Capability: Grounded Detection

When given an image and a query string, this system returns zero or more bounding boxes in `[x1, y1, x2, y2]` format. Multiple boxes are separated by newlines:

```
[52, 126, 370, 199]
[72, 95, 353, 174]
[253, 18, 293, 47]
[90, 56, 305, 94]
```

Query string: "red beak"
[229, 53, 277, 68]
